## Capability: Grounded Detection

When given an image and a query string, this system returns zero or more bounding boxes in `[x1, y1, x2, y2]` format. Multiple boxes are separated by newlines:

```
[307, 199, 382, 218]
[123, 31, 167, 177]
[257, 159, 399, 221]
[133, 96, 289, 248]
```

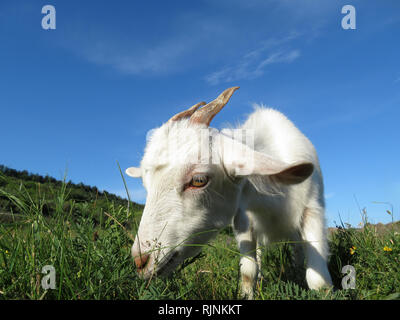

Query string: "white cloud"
[76, 36, 196, 76]
[59, 13, 240, 77]
[57, 1, 327, 78]
[205, 35, 301, 85]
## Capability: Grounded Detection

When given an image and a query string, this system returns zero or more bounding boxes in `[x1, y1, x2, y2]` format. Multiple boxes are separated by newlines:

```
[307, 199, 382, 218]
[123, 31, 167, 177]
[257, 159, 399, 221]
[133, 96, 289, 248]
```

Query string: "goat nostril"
[134, 254, 149, 270]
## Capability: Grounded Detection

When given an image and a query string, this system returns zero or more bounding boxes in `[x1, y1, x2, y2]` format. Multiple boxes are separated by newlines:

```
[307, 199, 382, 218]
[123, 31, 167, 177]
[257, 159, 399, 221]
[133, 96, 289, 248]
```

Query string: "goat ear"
[233, 151, 314, 185]
[269, 162, 314, 185]
[221, 136, 314, 184]
[125, 167, 142, 178]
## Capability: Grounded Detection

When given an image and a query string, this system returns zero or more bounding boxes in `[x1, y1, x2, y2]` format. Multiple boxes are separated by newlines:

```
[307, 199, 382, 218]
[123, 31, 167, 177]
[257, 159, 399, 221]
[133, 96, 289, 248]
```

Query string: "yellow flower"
[349, 246, 356, 255]
[383, 246, 392, 252]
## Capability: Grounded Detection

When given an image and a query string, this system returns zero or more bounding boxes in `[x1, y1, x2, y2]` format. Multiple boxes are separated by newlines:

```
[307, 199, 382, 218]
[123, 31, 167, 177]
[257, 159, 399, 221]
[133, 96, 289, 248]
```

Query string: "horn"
[189, 87, 239, 126]
[169, 101, 206, 122]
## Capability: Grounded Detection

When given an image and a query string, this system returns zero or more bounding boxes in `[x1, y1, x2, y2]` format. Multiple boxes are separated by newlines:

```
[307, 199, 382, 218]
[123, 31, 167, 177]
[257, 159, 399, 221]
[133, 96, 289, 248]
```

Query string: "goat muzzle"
[134, 253, 150, 271]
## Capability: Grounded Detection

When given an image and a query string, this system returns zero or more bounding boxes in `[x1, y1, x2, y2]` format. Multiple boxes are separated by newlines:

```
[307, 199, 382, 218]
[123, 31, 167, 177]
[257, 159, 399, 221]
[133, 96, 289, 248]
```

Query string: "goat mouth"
[136, 250, 181, 280]
[153, 251, 181, 277]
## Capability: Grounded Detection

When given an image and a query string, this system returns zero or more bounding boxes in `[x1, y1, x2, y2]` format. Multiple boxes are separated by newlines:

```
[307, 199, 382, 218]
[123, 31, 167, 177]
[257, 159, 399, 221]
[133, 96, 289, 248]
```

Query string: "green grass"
[0, 175, 399, 300]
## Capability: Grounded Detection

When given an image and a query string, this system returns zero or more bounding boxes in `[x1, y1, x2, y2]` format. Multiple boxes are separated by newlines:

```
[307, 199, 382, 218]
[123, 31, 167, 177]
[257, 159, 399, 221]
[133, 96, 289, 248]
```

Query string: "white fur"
[127, 104, 332, 299]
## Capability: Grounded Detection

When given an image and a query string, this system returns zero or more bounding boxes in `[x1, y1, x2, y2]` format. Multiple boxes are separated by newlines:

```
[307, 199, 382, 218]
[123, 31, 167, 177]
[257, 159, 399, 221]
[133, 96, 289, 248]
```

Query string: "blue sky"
[0, 0, 399, 227]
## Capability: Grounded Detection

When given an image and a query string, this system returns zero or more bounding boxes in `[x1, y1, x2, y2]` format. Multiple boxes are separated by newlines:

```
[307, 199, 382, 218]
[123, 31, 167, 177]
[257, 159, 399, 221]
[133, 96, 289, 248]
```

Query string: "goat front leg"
[301, 206, 333, 290]
[233, 209, 258, 299]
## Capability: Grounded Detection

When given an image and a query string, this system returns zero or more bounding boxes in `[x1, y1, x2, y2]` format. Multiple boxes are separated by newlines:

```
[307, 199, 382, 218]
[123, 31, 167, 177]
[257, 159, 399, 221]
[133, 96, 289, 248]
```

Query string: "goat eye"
[190, 175, 209, 188]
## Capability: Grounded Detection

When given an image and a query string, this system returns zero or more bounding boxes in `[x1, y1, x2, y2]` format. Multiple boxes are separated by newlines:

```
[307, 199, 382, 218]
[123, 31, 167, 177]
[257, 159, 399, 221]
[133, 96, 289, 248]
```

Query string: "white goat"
[126, 87, 332, 298]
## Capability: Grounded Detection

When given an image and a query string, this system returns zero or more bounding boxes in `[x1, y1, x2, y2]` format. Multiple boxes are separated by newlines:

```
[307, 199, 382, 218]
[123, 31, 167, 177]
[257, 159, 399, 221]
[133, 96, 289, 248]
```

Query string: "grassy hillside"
[0, 166, 399, 300]
[0, 165, 143, 224]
